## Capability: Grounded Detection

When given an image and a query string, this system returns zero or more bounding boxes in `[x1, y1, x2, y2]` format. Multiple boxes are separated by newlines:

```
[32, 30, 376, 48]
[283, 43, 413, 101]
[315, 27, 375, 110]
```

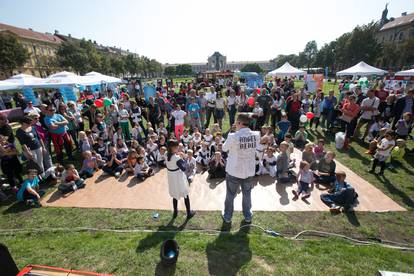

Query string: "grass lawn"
[1, 79, 414, 275]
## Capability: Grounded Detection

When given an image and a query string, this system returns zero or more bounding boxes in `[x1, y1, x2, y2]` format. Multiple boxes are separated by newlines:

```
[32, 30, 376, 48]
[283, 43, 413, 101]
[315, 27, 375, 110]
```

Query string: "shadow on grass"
[136, 217, 188, 254]
[206, 221, 251, 276]
[375, 175, 414, 209]
[136, 217, 188, 275]
[344, 211, 360, 227]
[2, 201, 32, 214]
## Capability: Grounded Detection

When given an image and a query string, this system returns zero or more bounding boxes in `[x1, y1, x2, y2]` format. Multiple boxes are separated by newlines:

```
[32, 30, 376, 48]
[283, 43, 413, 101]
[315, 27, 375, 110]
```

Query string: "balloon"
[103, 98, 112, 107]
[306, 112, 314, 120]
[300, 114, 308, 123]
[247, 97, 255, 107]
[94, 99, 104, 108]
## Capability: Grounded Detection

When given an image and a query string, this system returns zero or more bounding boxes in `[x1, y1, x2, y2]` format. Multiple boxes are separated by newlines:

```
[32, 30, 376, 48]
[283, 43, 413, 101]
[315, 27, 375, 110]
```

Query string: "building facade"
[165, 51, 275, 73]
[376, 7, 414, 45]
[0, 22, 63, 79]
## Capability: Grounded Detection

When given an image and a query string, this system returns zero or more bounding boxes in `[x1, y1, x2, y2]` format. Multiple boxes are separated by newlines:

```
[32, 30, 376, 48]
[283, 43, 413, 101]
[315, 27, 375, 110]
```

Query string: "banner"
[59, 86, 78, 103]
[22, 87, 39, 105]
[143, 85, 156, 102]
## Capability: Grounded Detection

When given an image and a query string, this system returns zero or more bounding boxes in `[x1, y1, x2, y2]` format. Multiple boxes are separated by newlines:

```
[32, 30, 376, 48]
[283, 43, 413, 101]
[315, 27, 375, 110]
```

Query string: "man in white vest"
[222, 113, 260, 224]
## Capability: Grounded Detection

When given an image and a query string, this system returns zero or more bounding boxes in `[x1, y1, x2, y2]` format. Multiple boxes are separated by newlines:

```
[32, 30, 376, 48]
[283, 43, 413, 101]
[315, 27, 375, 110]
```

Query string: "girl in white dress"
[166, 140, 196, 219]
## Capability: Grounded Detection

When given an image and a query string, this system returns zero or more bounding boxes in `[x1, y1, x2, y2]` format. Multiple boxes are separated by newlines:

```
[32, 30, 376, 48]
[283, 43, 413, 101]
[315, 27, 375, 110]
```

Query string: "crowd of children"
[0, 79, 412, 212]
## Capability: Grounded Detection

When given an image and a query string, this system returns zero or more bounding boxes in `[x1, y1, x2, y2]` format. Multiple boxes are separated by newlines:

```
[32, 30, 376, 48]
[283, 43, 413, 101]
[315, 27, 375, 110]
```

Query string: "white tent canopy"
[0, 80, 19, 91]
[85, 71, 122, 83]
[5, 74, 43, 87]
[395, 68, 414, 77]
[336, 61, 387, 76]
[31, 71, 100, 88]
[267, 62, 306, 77]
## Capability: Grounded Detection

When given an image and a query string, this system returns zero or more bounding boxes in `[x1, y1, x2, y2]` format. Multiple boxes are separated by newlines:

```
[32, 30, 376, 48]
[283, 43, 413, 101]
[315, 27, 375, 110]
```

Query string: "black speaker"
[160, 239, 179, 266]
[0, 243, 19, 276]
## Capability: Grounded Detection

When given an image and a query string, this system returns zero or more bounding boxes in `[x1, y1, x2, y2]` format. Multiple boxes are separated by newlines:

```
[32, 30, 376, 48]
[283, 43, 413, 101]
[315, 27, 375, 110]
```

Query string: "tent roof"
[31, 71, 100, 88]
[0, 80, 19, 91]
[85, 71, 122, 83]
[395, 68, 414, 77]
[267, 62, 305, 77]
[5, 74, 43, 86]
[336, 61, 387, 76]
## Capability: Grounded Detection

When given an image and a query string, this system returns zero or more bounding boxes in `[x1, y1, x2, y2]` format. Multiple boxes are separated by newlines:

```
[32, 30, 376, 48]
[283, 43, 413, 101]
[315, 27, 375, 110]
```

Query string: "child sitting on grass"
[369, 130, 395, 176]
[196, 141, 210, 169]
[276, 141, 295, 182]
[102, 144, 124, 178]
[134, 156, 154, 181]
[293, 125, 308, 149]
[185, 150, 197, 182]
[125, 149, 138, 174]
[58, 164, 85, 194]
[302, 143, 316, 170]
[320, 171, 357, 213]
[17, 169, 45, 207]
[155, 146, 167, 167]
[313, 139, 326, 160]
[79, 150, 98, 179]
[259, 147, 277, 177]
[293, 161, 313, 200]
[389, 139, 406, 169]
[208, 151, 226, 179]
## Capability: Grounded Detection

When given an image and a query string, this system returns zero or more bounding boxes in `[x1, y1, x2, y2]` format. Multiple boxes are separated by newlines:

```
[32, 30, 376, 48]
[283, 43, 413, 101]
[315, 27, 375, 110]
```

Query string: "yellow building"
[0, 22, 62, 79]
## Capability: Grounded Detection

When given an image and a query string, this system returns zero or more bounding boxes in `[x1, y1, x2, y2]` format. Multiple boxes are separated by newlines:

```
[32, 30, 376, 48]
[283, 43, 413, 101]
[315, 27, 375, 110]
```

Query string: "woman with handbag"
[340, 95, 360, 149]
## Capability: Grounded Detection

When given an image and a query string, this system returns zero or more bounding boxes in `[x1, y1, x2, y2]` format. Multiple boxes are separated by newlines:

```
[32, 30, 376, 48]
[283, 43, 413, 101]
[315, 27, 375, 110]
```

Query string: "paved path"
[42, 149, 406, 212]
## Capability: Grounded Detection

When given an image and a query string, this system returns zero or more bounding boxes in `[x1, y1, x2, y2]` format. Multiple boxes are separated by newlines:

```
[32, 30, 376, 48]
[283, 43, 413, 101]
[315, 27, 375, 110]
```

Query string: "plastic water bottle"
[152, 212, 159, 220]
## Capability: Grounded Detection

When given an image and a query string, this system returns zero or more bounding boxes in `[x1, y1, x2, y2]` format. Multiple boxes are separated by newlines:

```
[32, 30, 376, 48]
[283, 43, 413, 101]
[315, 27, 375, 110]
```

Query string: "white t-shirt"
[223, 127, 260, 179]
[172, 110, 187, 125]
[360, 97, 379, 120]
[215, 98, 225, 109]
[24, 106, 41, 115]
[205, 92, 217, 107]
[118, 109, 129, 123]
[377, 138, 395, 157]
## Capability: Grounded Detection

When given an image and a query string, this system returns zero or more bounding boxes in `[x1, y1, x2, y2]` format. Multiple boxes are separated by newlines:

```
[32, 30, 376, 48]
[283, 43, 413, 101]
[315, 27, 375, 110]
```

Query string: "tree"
[110, 56, 125, 76]
[123, 54, 139, 77]
[56, 41, 89, 74]
[175, 64, 193, 76]
[0, 33, 29, 76]
[302, 40, 318, 69]
[164, 66, 176, 77]
[240, 63, 263, 73]
[271, 54, 299, 68]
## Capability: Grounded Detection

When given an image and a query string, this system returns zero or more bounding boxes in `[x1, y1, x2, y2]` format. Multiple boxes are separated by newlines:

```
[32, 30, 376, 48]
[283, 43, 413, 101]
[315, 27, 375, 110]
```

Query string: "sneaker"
[114, 172, 121, 178]
[329, 205, 341, 213]
[244, 217, 252, 224]
[221, 214, 231, 224]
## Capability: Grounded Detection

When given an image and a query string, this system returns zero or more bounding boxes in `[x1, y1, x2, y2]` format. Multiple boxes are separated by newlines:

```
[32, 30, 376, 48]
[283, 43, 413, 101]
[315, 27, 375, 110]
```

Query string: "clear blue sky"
[0, 0, 412, 64]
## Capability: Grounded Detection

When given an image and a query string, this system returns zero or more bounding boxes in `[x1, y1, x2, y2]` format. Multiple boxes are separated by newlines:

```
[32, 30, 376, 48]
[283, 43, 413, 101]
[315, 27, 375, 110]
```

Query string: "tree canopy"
[240, 63, 263, 73]
[0, 33, 29, 75]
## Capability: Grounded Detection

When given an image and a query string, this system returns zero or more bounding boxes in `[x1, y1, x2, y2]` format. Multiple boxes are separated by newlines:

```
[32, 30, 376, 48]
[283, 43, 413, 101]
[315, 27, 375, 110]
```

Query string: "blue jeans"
[223, 173, 252, 222]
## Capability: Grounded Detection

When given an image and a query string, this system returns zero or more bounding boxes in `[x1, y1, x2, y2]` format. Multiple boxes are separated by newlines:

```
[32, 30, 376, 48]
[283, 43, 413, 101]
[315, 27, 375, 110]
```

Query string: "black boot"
[184, 196, 195, 220]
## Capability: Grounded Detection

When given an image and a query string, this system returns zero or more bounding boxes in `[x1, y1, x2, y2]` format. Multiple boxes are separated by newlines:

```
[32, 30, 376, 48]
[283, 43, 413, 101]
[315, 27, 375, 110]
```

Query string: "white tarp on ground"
[5, 74, 43, 87]
[30, 71, 100, 88]
[395, 68, 414, 76]
[85, 71, 122, 83]
[267, 62, 306, 77]
[0, 80, 19, 91]
[336, 61, 387, 76]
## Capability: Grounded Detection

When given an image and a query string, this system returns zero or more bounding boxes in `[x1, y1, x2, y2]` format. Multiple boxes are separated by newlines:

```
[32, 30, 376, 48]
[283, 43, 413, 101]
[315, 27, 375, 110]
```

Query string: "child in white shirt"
[134, 156, 154, 181]
[185, 150, 197, 182]
[259, 147, 278, 177]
